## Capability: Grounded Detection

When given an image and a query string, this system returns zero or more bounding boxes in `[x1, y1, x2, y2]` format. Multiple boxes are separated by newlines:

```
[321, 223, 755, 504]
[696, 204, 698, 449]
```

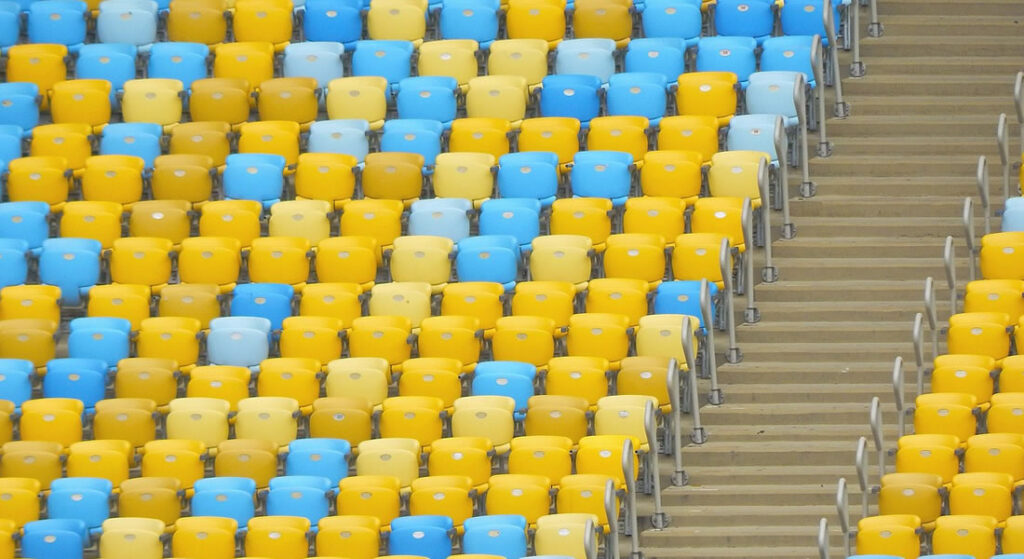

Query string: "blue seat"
[654, 280, 715, 329]
[496, 152, 560, 207]
[192, 477, 257, 526]
[396, 76, 459, 128]
[696, 36, 758, 87]
[463, 515, 529, 559]
[746, 71, 802, 128]
[474, 360, 536, 379]
[471, 367, 535, 416]
[207, 316, 273, 369]
[76, 44, 139, 106]
[388, 515, 454, 559]
[100, 123, 164, 168]
[780, 0, 847, 47]
[727, 114, 784, 168]
[39, 237, 103, 306]
[713, 0, 776, 44]
[456, 235, 520, 290]
[0, 124, 24, 174]
[539, 74, 602, 128]
[760, 35, 818, 88]
[0, 238, 29, 289]
[555, 39, 617, 83]
[42, 366, 106, 411]
[307, 119, 371, 161]
[67, 317, 132, 366]
[284, 439, 351, 485]
[229, 283, 295, 332]
[640, 0, 700, 49]
[607, 72, 669, 125]
[570, 150, 634, 207]
[0, 201, 50, 255]
[0, 82, 40, 133]
[624, 38, 687, 85]
[47, 477, 114, 535]
[993, 555, 1024, 559]
[28, 0, 88, 51]
[408, 198, 472, 241]
[439, 0, 498, 47]
[351, 40, 415, 93]
[478, 198, 542, 249]
[265, 475, 333, 525]
[303, 0, 361, 47]
[917, 556, 977, 559]
[97, 0, 159, 49]
[223, 153, 287, 210]
[147, 42, 210, 90]
[0, 1, 20, 51]
[1004, 198, 1024, 231]
[380, 119, 445, 167]
[283, 42, 346, 87]
[0, 357, 34, 408]
[21, 519, 89, 559]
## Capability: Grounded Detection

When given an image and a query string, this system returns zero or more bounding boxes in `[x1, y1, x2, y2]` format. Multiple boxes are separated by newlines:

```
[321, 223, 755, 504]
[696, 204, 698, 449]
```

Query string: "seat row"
[853, 514, 1024, 559]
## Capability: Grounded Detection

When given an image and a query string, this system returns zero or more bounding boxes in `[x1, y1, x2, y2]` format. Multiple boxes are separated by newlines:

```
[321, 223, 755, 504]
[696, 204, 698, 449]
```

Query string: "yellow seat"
[280, 315, 343, 365]
[545, 355, 611, 409]
[49, 79, 111, 132]
[248, 236, 312, 290]
[5, 156, 72, 212]
[947, 312, 1012, 361]
[368, 282, 433, 329]
[322, 360, 389, 406]
[0, 445, 60, 494]
[199, 200, 264, 250]
[409, 475, 475, 528]
[169, 121, 233, 169]
[0, 401, 11, 446]
[449, 396, 516, 454]
[417, 315, 481, 369]
[441, 282, 504, 336]
[258, 357, 322, 413]
[432, 152, 497, 207]
[485, 474, 552, 526]
[1002, 515, 1024, 554]
[529, 235, 594, 292]
[167, 0, 229, 46]
[509, 442, 572, 482]
[239, 120, 301, 168]
[129, 200, 192, 247]
[122, 79, 185, 129]
[151, 154, 216, 207]
[212, 41, 274, 107]
[397, 358, 463, 412]
[98, 518, 166, 559]
[492, 315, 556, 366]
[87, 284, 152, 331]
[348, 315, 414, 372]
[91, 398, 159, 450]
[566, 313, 631, 369]
[550, 198, 613, 252]
[557, 474, 618, 535]
[140, 439, 207, 490]
[66, 439, 133, 487]
[188, 78, 252, 128]
[235, 396, 300, 447]
[336, 475, 402, 526]
[427, 436, 493, 490]
[690, 197, 748, 256]
[187, 365, 252, 411]
[157, 283, 222, 329]
[418, 40, 480, 93]
[390, 235, 454, 293]
[511, 281, 577, 332]
[641, 151, 703, 202]
[355, 438, 423, 488]
[319, 233, 382, 286]
[573, 0, 631, 47]
[325, 76, 389, 130]
[466, 75, 529, 127]
[367, 0, 426, 45]
[310, 396, 374, 446]
[576, 434, 638, 491]
[299, 282, 363, 328]
[965, 279, 1024, 323]
[518, 117, 581, 170]
[316, 516, 382, 559]
[109, 237, 174, 294]
[379, 396, 445, 449]
[708, 150, 768, 209]
[114, 357, 181, 409]
[7, 45, 68, 111]
[602, 233, 666, 289]
[118, 477, 183, 528]
[0, 319, 58, 370]
[636, 313, 700, 361]
[657, 115, 720, 164]
[587, 116, 650, 162]
[854, 515, 922, 559]
[233, 0, 294, 52]
[623, 197, 686, 243]
[362, 151, 426, 205]
[0, 285, 61, 324]
[534, 513, 598, 559]
[172, 516, 238, 559]
[487, 39, 551, 92]
[932, 514, 997, 558]
[166, 397, 231, 446]
[214, 438, 280, 488]
[60, 200, 123, 249]
[675, 72, 738, 128]
[257, 77, 319, 127]
[178, 236, 243, 293]
[30, 123, 92, 177]
[136, 317, 203, 371]
[949, 473, 1013, 525]
[506, 0, 565, 47]
[450, 117, 512, 160]
[585, 278, 650, 326]
[245, 516, 311, 559]
[295, 152, 359, 210]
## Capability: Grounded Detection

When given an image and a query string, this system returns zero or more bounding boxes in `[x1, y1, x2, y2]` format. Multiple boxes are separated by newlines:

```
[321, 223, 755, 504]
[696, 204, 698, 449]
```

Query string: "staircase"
[640, 0, 1024, 556]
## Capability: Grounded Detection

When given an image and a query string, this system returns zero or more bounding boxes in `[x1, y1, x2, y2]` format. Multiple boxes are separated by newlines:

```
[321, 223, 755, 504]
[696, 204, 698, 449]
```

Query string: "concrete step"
[696, 405, 890, 429]
[771, 257, 955, 281]
[651, 504, 841, 527]
[735, 321, 915, 343]
[706, 423, 897, 442]
[842, 75, 1017, 96]
[810, 155, 992, 177]
[826, 115, 1007, 137]
[880, 0, 1024, 16]
[790, 195, 967, 218]
[754, 279, 952, 302]
[642, 545, 842, 559]
[753, 300, 948, 321]
[661, 484, 856, 507]
[732, 341, 912, 361]
[863, 58, 1024, 77]
[681, 465, 859, 486]
[819, 134, 1004, 156]
[810, 175, 985, 197]
[876, 15, 1024, 36]
[783, 216, 966, 238]
[717, 361, 908, 385]
[858, 36, 1024, 57]
[719, 383, 899, 404]
[771, 237, 966, 258]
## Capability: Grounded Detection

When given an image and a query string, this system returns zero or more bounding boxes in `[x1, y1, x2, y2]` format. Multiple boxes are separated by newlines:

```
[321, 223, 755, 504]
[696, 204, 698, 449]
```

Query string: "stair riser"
[877, 22, 1023, 35]
[720, 370, 905, 384]
[810, 179, 987, 197]
[755, 285, 950, 302]
[790, 201, 967, 218]
[771, 243, 957, 258]
[652, 508, 838, 526]
[736, 328, 913, 343]
[865, 62, 1024, 77]
[881, 2, 1024, 16]
[707, 429, 887, 442]
[859, 42, 1024, 57]
[814, 140, 1003, 156]
[811, 159, 988, 177]
[826, 120, 999, 137]
[642, 530, 845, 548]
[772, 264, 959, 281]
[788, 221, 968, 238]
[697, 411, 892, 428]
[682, 468, 857, 485]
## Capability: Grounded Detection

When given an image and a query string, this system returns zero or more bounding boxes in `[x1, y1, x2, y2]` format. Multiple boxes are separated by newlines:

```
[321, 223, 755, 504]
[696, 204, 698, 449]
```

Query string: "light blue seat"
[303, 0, 361, 47]
[746, 71, 802, 128]
[1003, 197, 1024, 231]
[760, 35, 818, 88]
[76, 43, 139, 107]
[39, 237, 103, 305]
[917, 556, 977, 559]
[265, 475, 334, 525]
[283, 42, 346, 87]
[570, 150, 634, 207]
[223, 153, 287, 210]
[207, 325, 271, 369]
[21, 519, 89, 559]
[607, 72, 669, 125]
[496, 152, 560, 207]
[993, 555, 1024, 559]
[456, 235, 520, 290]
[192, 476, 257, 526]
[47, 477, 114, 536]
[67, 317, 132, 366]
[640, 0, 700, 49]
[408, 198, 472, 241]
[0, 202, 50, 255]
[0, 357, 34, 409]
[0, 1, 21, 51]
[696, 36, 757, 87]
[471, 366, 535, 416]
[654, 281, 715, 329]
[0, 82, 40, 133]
[147, 42, 210, 89]
[845, 556, 902, 559]
[439, 0, 498, 47]
[229, 283, 294, 332]
[28, 0, 88, 51]
[380, 119, 445, 167]
[284, 439, 351, 485]
[100, 122, 164, 168]
[396, 76, 459, 128]
[555, 39, 617, 83]
[727, 114, 783, 164]
[478, 198, 542, 248]
[307, 119, 371, 162]
[97, 0, 159, 50]
[713, 0, 776, 44]
[44, 358, 109, 411]
[463, 515, 529, 559]
[0, 238, 29, 289]
[389, 515, 454, 559]
[351, 40, 415, 94]
[539, 74, 602, 128]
